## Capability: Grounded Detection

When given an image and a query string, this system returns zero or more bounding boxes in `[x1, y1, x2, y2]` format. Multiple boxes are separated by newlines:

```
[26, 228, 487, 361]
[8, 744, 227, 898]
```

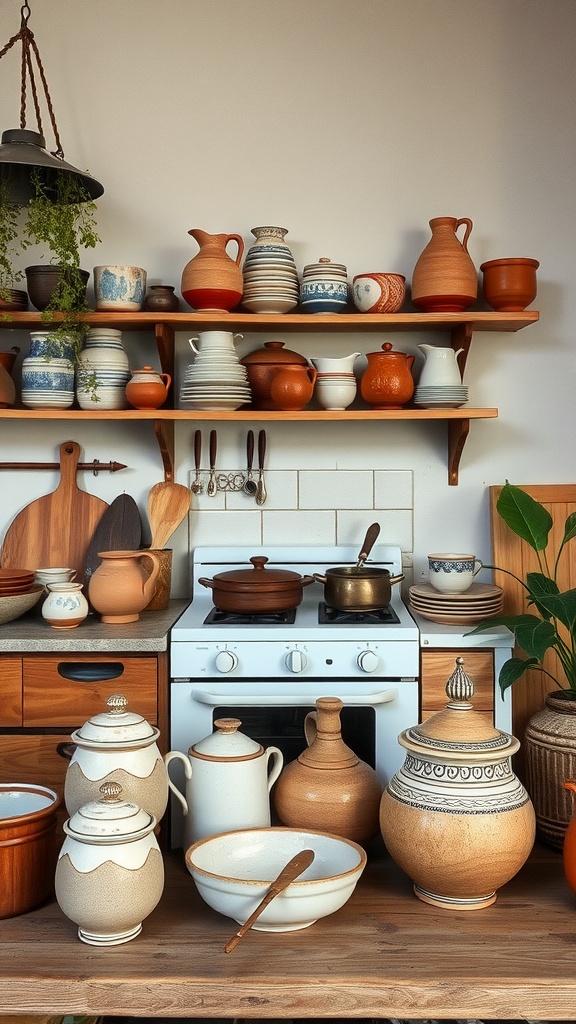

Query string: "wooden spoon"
[147, 481, 190, 549]
[353, 522, 381, 572]
[224, 848, 315, 953]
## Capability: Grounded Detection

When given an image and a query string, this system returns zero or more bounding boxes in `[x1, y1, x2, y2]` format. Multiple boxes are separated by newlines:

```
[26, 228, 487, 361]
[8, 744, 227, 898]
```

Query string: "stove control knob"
[357, 650, 379, 674]
[285, 649, 307, 674]
[215, 650, 238, 674]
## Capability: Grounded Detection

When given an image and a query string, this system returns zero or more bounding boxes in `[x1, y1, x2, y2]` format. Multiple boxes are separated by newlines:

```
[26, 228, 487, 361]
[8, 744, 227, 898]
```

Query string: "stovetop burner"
[318, 602, 401, 625]
[204, 607, 297, 626]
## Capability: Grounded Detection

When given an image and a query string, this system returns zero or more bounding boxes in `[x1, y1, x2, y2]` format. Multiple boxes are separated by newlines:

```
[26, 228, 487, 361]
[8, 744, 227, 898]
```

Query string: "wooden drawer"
[0, 656, 22, 726]
[421, 649, 495, 715]
[0, 733, 69, 839]
[22, 655, 158, 726]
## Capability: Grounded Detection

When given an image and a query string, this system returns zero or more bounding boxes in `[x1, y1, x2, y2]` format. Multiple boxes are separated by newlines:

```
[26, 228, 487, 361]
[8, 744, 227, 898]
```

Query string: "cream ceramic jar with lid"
[64, 692, 168, 824]
[55, 781, 164, 945]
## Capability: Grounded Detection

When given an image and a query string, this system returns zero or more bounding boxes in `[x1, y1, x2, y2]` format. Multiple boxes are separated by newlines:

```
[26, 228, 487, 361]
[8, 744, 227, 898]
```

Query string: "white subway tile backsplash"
[337, 509, 413, 551]
[299, 470, 373, 509]
[263, 510, 336, 545]
[188, 510, 262, 547]
[374, 471, 413, 509]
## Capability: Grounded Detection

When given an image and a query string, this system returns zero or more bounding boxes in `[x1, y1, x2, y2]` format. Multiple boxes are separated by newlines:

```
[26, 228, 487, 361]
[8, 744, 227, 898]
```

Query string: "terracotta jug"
[562, 779, 576, 894]
[273, 696, 383, 846]
[411, 216, 478, 312]
[269, 364, 317, 411]
[360, 342, 415, 409]
[0, 359, 16, 408]
[126, 366, 172, 410]
[181, 229, 244, 313]
[88, 549, 161, 624]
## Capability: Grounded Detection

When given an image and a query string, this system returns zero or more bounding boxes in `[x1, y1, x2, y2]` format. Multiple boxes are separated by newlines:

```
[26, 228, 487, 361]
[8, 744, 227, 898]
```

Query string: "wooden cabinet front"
[0, 656, 22, 725]
[420, 648, 495, 723]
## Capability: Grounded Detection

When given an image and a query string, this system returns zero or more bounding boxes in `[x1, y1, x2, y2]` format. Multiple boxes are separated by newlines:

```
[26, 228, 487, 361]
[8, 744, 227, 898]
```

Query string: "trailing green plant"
[0, 177, 23, 300]
[470, 481, 576, 698]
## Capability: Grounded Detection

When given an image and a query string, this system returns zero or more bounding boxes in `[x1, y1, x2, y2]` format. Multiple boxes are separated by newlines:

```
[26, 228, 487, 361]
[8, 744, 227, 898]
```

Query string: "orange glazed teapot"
[360, 342, 415, 409]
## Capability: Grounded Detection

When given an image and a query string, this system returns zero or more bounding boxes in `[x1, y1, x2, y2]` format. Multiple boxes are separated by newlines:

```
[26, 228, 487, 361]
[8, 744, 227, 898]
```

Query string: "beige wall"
[0, 0, 574, 598]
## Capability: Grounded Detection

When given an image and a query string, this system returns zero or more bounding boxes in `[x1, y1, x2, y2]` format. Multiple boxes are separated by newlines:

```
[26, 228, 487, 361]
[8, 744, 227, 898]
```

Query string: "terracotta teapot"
[125, 366, 172, 410]
[411, 216, 477, 312]
[360, 342, 415, 409]
[181, 228, 244, 313]
[270, 363, 317, 411]
[88, 549, 161, 624]
[63, 692, 169, 824]
[273, 696, 383, 845]
[164, 718, 283, 850]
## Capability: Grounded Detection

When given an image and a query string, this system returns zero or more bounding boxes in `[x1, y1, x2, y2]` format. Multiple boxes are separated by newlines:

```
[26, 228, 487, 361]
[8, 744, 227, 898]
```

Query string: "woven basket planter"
[524, 691, 576, 849]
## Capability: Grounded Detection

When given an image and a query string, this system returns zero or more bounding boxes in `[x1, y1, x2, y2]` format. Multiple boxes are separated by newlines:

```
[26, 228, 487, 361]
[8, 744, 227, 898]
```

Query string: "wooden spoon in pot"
[147, 481, 191, 549]
[354, 522, 381, 572]
[224, 848, 315, 953]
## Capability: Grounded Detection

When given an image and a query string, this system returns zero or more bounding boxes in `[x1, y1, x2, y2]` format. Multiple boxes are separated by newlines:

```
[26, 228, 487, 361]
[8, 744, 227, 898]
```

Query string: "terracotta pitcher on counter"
[88, 549, 161, 623]
[181, 229, 244, 312]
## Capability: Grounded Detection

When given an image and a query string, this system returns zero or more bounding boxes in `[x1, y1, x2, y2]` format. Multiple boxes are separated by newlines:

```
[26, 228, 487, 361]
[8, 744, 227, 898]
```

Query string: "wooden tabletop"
[0, 842, 574, 1020]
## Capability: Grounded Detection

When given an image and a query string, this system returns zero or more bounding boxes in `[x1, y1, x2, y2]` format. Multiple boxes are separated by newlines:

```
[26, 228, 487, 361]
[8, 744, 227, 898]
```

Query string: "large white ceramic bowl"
[185, 826, 366, 932]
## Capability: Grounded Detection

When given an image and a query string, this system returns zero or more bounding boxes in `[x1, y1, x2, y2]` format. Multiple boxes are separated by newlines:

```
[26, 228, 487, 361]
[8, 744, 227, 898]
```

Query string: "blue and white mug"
[428, 553, 482, 594]
[93, 265, 147, 312]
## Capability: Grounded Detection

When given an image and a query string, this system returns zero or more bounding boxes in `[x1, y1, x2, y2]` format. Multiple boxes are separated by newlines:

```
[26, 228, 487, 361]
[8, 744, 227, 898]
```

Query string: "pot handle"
[164, 750, 191, 815]
[389, 573, 405, 587]
[313, 573, 327, 584]
[265, 746, 284, 791]
[301, 575, 315, 588]
[198, 577, 214, 589]
[304, 711, 317, 748]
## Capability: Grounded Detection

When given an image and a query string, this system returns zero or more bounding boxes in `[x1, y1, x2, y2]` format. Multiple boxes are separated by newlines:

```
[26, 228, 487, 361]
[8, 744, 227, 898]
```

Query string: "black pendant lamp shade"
[0, 2, 104, 205]
[0, 129, 104, 204]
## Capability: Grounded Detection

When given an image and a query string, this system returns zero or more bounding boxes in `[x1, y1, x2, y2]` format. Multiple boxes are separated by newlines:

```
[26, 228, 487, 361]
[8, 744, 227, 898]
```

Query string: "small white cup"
[94, 266, 147, 311]
[428, 553, 482, 594]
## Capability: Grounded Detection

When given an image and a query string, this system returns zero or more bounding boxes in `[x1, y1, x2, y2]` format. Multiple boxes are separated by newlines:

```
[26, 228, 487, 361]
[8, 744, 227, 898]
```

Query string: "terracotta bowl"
[185, 826, 366, 932]
[480, 257, 539, 312]
[0, 783, 61, 918]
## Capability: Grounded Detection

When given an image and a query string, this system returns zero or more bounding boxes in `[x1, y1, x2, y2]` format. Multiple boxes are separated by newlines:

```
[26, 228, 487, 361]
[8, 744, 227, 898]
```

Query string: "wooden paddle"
[0, 440, 108, 585]
[84, 493, 142, 583]
[147, 481, 190, 550]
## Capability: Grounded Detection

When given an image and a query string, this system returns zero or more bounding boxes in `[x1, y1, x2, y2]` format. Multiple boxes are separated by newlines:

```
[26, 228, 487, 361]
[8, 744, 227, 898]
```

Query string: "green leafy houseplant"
[0, 178, 23, 298]
[470, 481, 576, 698]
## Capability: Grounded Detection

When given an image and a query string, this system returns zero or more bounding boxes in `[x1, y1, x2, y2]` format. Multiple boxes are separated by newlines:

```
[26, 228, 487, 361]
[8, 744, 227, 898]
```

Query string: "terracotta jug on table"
[273, 696, 382, 845]
[181, 229, 244, 312]
[88, 549, 161, 624]
[411, 216, 477, 312]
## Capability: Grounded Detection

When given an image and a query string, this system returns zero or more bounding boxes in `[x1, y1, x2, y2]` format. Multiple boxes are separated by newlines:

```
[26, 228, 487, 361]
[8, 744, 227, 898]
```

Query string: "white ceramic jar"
[55, 781, 164, 945]
[165, 717, 283, 850]
[64, 693, 169, 823]
[41, 581, 89, 629]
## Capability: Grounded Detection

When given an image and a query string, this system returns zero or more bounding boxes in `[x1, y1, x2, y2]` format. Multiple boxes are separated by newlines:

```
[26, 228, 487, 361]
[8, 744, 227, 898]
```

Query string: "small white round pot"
[165, 717, 283, 850]
[64, 693, 169, 824]
[55, 781, 164, 945]
[41, 582, 88, 629]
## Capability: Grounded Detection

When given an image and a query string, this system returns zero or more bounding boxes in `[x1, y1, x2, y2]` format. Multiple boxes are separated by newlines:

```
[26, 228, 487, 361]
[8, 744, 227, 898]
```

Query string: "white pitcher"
[310, 352, 360, 375]
[418, 344, 464, 386]
[188, 331, 243, 358]
[164, 718, 283, 851]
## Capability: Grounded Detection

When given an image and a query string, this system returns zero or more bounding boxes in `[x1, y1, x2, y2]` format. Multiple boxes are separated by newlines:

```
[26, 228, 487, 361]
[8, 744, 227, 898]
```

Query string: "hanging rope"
[0, 1, 65, 157]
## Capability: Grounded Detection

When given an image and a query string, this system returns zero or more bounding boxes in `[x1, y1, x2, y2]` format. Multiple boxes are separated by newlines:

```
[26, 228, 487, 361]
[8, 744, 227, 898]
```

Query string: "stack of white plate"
[408, 582, 503, 625]
[242, 246, 299, 315]
[413, 384, 469, 408]
[179, 349, 252, 411]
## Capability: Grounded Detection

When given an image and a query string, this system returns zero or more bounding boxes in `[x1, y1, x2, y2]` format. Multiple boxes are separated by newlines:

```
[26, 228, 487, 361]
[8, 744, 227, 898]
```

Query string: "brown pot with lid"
[240, 340, 308, 409]
[198, 555, 314, 613]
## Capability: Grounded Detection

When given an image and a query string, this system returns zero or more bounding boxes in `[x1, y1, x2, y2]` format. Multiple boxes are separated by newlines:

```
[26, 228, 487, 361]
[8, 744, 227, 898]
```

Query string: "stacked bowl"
[179, 330, 251, 411]
[242, 227, 299, 314]
[311, 352, 359, 410]
[0, 568, 43, 623]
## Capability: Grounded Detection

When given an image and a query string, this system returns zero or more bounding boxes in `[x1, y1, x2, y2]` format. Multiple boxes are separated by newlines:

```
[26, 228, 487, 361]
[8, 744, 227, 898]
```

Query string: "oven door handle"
[190, 688, 398, 706]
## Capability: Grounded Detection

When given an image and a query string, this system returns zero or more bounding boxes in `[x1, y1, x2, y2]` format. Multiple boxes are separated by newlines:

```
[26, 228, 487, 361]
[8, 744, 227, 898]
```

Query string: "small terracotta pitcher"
[126, 366, 172, 410]
[269, 364, 317, 411]
[360, 342, 415, 409]
[181, 229, 244, 312]
[88, 549, 161, 624]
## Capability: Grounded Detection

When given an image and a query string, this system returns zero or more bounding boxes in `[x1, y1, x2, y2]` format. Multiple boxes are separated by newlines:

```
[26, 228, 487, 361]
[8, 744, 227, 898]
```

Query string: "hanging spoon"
[255, 428, 267, 506]
[224, 849, 315, 953]
[207, 429, 218, 497]
[243, 429, 258, 496]
[191, 429, 203, 494]
[353, 522, 381, 572]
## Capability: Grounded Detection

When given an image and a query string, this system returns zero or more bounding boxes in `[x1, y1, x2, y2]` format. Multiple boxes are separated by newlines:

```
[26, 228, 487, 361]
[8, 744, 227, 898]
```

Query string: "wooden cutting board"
[84, 493, 142, 584]
[0, 440, 108, 585]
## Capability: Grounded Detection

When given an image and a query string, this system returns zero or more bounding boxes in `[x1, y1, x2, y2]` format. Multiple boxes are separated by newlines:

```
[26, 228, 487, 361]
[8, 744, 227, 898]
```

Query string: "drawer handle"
[56, 741, 76, 761]
[57, 662, 125, 683]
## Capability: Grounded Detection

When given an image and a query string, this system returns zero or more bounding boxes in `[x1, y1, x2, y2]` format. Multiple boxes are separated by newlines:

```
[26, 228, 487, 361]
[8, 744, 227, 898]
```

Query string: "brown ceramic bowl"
[0, 783, 61, 918]
[480, 257, 539, 312]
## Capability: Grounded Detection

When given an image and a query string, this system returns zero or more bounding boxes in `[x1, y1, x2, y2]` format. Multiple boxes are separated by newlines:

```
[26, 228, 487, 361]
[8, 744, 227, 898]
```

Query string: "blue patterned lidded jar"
[299, 257, 349, 314]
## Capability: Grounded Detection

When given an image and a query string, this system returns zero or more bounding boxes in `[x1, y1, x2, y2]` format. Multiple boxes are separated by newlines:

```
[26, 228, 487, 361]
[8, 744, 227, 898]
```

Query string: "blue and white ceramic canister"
[93, 266, 147, 312]
[300, 257, 349, 314]
[28, 330, 76, 361]
[21, 355, 75, 409]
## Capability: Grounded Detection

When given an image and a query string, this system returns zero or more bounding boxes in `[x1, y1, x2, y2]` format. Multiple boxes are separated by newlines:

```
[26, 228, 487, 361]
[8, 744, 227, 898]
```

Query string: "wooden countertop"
[0, 842, 574, 1020]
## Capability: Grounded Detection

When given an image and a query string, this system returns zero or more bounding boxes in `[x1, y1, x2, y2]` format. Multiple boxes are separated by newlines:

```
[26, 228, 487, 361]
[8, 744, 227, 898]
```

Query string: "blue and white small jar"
[93, 266, 147, 312]
[21, 355, 75, 409]
[42, 583, 89, 629]
[300, 257, 349, 314]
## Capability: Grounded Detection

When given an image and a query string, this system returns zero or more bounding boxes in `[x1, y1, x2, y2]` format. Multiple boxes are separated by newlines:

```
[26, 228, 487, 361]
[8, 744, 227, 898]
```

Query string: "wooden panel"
[490, 484, 576, 759]
[0, 733, 68, 839]
[22, 655, 157, 726]
[0, 655, 22, 726]
[420, 649, 494, 713]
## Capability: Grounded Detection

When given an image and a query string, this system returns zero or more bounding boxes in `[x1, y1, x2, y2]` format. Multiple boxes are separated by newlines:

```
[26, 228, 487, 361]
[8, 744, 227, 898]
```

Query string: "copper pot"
[199, 555, 315, 613]
[313, 566, 404, 611]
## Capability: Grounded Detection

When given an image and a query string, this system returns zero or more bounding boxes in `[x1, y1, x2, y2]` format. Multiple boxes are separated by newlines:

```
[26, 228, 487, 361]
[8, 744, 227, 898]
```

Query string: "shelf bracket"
[154, 322, 175, 380]
[154, 420, 174, 481]
[447, 417, 470, 486]
[451, 321, 473, 379]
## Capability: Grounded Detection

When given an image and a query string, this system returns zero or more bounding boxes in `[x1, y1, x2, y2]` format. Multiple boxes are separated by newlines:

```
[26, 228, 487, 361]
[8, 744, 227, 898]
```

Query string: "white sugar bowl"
[55, 781, 164, 945]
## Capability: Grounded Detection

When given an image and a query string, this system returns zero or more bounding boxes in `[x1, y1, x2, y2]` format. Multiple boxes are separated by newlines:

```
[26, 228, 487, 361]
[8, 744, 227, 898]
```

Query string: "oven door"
[169, 677, 418, 849]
